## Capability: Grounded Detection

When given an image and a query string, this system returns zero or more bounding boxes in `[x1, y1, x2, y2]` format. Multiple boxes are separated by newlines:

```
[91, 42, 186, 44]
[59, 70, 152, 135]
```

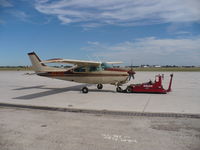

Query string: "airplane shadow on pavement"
[12, 84, 114, 100]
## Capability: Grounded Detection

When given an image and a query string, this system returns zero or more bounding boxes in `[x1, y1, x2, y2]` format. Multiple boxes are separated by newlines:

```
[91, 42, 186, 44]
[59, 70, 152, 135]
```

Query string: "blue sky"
[0, 0, 200, 66]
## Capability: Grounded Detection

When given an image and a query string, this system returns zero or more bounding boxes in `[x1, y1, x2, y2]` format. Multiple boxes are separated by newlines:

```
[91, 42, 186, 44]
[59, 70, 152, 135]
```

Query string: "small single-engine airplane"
[28, 52, 135, 93]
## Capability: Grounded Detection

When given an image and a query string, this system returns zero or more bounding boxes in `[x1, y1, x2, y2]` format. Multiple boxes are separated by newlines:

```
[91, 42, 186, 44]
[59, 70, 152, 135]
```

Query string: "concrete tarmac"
[0, 107, 200, 150]
[0, 71, 200, 114]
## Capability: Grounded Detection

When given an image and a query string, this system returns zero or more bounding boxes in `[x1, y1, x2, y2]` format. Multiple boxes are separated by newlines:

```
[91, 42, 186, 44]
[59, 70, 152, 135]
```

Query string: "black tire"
[97, 84, 103, 89]
[126, 86, 132, 93]
[82, 87, 88, 93]
[116, 87, 122, 92]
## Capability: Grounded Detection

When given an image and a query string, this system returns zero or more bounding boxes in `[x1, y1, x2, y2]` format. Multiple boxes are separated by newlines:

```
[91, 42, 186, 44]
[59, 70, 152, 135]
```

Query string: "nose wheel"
[82, 87, 88, 93]
[116, 87, 122, 92]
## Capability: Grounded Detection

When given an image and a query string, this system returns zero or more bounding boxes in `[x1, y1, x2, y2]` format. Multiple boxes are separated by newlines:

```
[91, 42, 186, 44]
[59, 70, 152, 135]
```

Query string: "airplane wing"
[41, 58, 101, 66]
[106, 61, 123, 64]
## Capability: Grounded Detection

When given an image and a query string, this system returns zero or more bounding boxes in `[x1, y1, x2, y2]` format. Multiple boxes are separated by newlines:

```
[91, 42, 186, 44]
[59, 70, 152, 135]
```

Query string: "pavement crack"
[143, 95, 151, 112]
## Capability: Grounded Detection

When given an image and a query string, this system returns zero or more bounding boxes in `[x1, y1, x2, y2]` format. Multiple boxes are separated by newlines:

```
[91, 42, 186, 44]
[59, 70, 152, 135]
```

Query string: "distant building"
[141, 65, 149, 68]
[154, 65, 161, 68]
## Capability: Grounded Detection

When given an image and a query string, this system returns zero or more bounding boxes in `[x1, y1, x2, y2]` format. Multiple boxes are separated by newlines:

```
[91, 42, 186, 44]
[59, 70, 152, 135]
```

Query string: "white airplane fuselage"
[37, 69, 129, 85]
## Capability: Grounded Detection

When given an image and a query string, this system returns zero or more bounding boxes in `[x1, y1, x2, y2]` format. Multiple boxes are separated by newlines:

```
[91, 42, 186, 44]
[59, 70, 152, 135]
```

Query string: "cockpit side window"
[101, 63, 113, 70]
[74, 64, 113, 72]
[89, 66, 97, 71]
[74, 66, 101, 72]
[89, 66, 102, 72]
[74, 67, 86, 72]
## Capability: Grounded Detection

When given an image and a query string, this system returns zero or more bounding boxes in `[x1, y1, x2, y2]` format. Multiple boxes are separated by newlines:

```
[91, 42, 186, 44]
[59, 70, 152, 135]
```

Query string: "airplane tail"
[28, 52, 65, 73]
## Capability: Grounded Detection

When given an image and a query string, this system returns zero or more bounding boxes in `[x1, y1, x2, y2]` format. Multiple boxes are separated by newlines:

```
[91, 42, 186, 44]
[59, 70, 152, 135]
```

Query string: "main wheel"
[82, 87, 88, 93]
[116, 87, 122, 92]
[97, 84, 103, 89]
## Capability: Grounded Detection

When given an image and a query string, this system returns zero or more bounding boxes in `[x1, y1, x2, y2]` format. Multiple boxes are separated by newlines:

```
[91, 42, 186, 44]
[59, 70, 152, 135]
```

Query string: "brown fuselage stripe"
[39, 74, 128, 77]
[38, 72, 128, 77]
[105, 68, 128, 72]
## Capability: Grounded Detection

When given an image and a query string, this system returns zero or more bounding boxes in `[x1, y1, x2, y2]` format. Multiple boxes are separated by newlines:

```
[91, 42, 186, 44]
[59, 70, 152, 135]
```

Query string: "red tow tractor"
[124, 74, 173, 94]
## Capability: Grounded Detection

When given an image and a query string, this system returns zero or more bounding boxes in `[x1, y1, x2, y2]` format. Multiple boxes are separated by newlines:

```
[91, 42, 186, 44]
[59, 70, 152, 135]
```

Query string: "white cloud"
[0, 19, 5, 24]
[58, 15, 72, 24]
[0, 0, 13, 7]
[34, 0, 200, 27]
[83, 37, 200, 65]
[8, 10, 29, 21]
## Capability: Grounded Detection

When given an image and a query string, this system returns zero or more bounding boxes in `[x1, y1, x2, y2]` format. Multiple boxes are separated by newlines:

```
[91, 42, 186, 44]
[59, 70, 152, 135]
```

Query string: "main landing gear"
[81, 84, 103, 93]
[115, 81, 123, 92]
[82, 87, 89, 93]
[97, 84, 103, 89]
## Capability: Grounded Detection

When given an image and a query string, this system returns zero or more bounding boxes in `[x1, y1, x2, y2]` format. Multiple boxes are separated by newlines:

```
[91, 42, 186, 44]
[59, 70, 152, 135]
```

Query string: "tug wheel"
[116, 87, 122, 92]
[82, 87, 88, 93]
[97, 84, 103, 89]
[126, 86, 132, 93]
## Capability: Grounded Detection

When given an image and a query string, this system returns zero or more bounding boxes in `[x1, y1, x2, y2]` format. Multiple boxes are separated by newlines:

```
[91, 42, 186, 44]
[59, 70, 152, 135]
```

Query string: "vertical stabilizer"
[28, 52, 65, 73]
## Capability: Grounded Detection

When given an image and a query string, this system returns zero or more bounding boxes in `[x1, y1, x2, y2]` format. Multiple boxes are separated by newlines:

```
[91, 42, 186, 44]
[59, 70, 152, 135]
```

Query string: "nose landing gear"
[116, 86, 122, 92]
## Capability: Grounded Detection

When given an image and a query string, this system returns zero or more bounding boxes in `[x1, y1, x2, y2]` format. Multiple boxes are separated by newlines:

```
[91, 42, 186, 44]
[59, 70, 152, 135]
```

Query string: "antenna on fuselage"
[86, 55, 92, 61]
[95, 55, 101, 63]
